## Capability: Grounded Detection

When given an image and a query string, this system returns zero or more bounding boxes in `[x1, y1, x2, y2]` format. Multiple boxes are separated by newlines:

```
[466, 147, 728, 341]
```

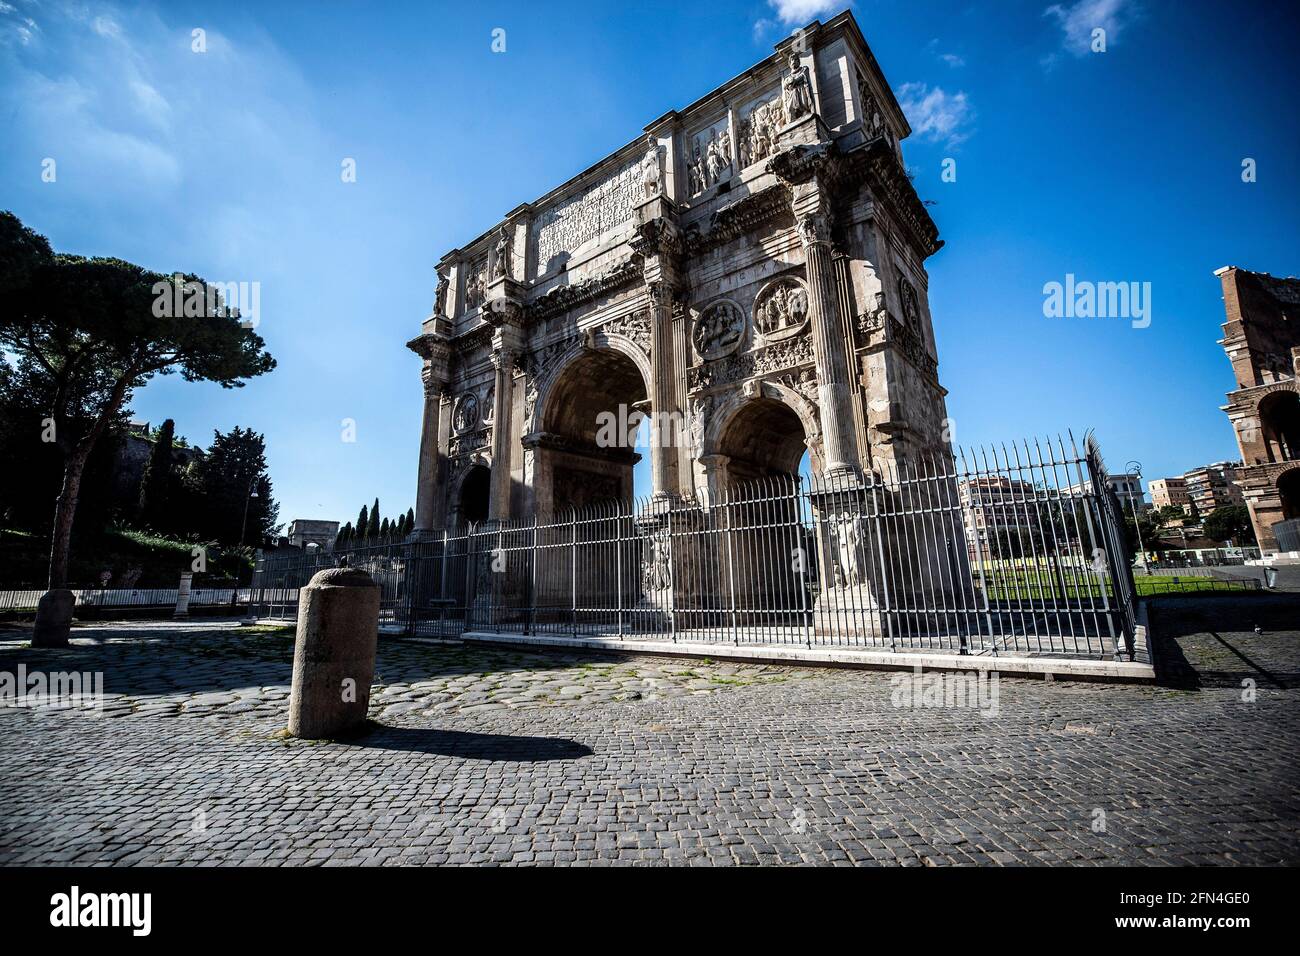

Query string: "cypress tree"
[356, 505, 368, 542]
[368, 498, 381, 539]
[405, 507, 415, 535]
[380, 517, 390, 539]
[138, 418, 176, 529]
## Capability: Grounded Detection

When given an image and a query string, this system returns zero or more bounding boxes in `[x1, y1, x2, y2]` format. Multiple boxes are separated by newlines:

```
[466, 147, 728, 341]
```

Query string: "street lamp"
[233, 478, 259, 613]
[1124, 460, 1149, 574]
[239, 477, 260, 547]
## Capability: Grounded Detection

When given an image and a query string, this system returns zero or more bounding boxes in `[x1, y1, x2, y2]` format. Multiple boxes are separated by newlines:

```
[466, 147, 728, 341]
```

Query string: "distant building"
[1065, 474, 1147, 510]
[1149, 476, 1191, 512]
[959, 475, 1039, 559]
[287, 519, 339, 552]
[1106, 474, 1146, 510]
[1216, 265, 1300, 552]
[1182, 461, 1245, 515]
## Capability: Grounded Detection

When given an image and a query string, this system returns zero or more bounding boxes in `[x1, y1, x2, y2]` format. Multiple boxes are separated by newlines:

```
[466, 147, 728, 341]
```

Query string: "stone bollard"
[32, 588, 75, 648]
[173, 572, 193, 619]
[287, 567, 380, 739]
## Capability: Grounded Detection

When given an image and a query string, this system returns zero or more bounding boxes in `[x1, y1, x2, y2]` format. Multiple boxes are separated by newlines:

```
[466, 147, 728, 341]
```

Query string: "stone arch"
[1277, 463, 1300, 521]
[527, 328, 652, 436]
[530, 331, 652, 518]
[1257, 386, 1300, 463]
[446, 454, 491, 526]
[702, 379, 823, 488]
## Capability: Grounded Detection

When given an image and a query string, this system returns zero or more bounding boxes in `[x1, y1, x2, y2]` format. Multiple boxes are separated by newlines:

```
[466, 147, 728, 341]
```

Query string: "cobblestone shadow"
[1150, 594, 1300, 690]
[343, 724, 594, 761]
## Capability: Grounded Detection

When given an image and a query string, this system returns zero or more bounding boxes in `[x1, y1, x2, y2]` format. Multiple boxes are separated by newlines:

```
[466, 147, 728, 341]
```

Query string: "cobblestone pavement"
[1, 595, 1297, 866]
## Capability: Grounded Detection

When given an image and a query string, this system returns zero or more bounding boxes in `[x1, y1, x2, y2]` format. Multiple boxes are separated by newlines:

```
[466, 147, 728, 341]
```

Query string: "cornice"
[526, 257, 644, 322]
[850, 136, 943, 258]
[685, 184, 792, 254]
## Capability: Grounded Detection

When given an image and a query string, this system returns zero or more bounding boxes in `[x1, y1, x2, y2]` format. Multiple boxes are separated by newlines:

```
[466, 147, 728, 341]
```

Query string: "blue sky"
[2, 0, 1296, 526]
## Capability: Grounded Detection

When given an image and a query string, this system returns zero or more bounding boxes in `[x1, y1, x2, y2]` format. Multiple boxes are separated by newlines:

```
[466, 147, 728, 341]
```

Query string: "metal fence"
[0, 587, 251, 613]
[250, 434, 1143, 662]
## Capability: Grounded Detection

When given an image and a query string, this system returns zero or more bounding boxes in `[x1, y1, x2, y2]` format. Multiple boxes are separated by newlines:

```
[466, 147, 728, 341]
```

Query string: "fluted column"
[798, 208, 859, 475]
[647, 281, 680, 498]
[406, 320, 453, 536]
[414, 376, 447, 531]
[487, 344, 517, 521]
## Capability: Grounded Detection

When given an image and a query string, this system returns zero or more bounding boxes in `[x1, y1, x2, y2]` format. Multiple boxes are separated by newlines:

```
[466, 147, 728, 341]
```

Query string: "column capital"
[407, 325, 454, 388]
[486, 296, 526, 357]
[420, 365, 448, 399]
[797, 210, 833, 248]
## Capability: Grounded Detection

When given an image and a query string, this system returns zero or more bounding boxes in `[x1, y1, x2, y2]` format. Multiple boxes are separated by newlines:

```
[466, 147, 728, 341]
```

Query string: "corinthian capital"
[646, 280, 674, 309]
[421, 364, 447, 399]
[798, 211, 831, 247]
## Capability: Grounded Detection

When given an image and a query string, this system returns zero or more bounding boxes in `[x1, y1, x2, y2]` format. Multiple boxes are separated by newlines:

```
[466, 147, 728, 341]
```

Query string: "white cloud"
[0, 0, 326, 229]
[92, 14, 122, 39]
[1044, 0, 1138, 57]
[940, 53, 965, 68]
[766, 0, 841, 27]
[0, 0, 38, 46]
[895, 82, 976, 148]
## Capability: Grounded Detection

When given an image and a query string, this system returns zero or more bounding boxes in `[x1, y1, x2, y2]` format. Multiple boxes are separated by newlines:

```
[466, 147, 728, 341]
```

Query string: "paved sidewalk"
[1, 595, 1297, 865]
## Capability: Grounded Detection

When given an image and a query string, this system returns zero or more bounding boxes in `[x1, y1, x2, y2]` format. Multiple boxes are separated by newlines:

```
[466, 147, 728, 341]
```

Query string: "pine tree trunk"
[46, 372, 134, 590]
[47, 449, 89, 589]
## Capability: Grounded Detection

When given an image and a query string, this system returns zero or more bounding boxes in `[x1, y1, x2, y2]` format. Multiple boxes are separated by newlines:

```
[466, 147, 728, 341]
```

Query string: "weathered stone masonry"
[409, 11, 950, 527]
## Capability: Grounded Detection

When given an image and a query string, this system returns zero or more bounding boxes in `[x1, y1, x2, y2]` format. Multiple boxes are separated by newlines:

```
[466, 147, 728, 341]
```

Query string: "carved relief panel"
[685, 116, 734, 197]
[464, 256, 488, 312]
[753, 277, 809, 343]
[692, 300, 747, 362]
[736, 89, 786, 172]
[452, 392, 480, 433]
[898, 275, 921, 333]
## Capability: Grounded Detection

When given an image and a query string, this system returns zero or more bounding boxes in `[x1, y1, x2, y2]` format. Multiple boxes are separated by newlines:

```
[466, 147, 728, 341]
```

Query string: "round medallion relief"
[692, 300, 746, 361]
[452, 392, 480, 433]
[753, 278, 809, 342]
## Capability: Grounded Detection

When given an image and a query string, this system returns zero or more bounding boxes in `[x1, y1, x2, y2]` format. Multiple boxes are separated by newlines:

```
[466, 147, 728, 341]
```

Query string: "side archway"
[701, 379, 822, 490]
[446, 455, 491, 526]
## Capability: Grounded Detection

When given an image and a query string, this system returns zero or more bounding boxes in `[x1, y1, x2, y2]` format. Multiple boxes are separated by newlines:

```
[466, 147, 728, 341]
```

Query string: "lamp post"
[234, 477, 260, 610]
[239, 477, 260, 547]
[1124, 461, 1149, 574]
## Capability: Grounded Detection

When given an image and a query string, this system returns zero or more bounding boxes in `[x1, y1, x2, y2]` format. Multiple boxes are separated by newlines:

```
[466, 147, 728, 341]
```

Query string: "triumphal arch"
[408, 11, 950, 536]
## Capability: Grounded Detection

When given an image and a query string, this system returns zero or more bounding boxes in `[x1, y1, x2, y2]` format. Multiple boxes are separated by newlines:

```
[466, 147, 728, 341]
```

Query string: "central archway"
[533, 346, 649, 519]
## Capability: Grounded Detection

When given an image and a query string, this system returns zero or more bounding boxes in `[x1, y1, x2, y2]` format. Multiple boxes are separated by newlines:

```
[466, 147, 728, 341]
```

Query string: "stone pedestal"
[287, 567, 380, 739]
[32, 588, 75, 648]
[173, 572, 192, 619]
[808, 478, 886, 638]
